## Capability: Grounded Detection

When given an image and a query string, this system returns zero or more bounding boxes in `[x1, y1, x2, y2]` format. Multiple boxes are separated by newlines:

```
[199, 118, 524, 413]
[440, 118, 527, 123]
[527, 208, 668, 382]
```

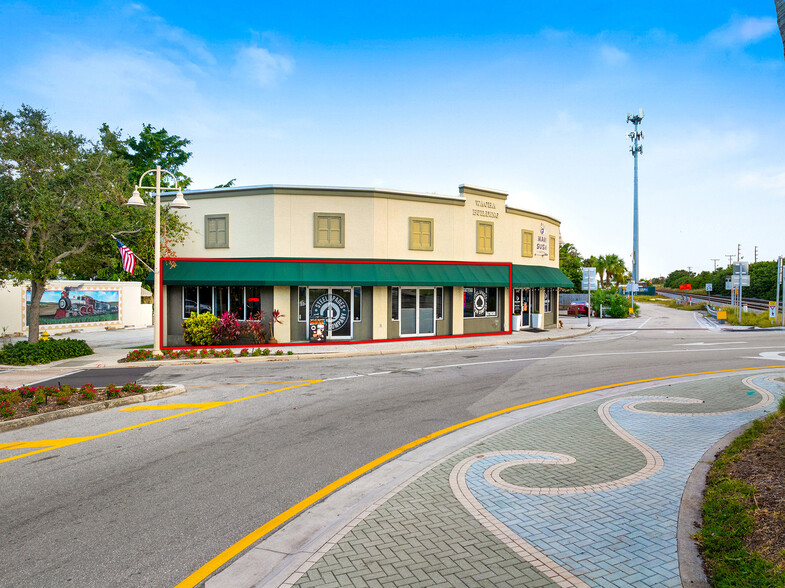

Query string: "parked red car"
[567, 301, 589, 317]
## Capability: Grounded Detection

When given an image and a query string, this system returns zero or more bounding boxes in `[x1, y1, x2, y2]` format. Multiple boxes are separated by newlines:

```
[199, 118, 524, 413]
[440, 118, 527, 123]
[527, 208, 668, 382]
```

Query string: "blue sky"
[2, 1, 783, 279]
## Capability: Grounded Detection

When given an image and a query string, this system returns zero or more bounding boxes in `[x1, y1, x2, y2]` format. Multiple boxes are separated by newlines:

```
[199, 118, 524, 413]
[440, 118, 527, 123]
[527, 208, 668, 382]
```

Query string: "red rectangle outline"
[159, 257, 515, 349]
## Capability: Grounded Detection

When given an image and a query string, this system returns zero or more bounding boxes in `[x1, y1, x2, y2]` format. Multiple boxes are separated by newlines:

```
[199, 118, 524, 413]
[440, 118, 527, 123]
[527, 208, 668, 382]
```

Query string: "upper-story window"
[476, 221, 494, 254]
[409, 217, 433, 251]
[522, 230, 533, 258]
[549, 235, 556, 260]
[205, 214, 229, 248]
[314, 213, 345, 248]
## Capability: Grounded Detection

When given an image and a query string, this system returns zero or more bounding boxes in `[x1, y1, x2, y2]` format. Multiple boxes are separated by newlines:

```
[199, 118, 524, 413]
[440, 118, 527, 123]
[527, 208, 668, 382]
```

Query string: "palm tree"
[595, 255, 609, 287]
[604, 254, 628, 287]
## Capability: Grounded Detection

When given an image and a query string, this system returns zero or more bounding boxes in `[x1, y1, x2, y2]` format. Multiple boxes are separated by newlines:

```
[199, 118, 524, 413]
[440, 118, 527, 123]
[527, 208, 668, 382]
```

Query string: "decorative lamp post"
[126, 166, 189, 356]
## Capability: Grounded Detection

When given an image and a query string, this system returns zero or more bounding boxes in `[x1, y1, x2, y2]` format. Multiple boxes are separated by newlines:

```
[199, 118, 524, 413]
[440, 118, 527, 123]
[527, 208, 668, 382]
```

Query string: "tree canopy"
[559, 242, 583, 291]
[0, 106, 136, 341]
[103, 122, 193, 189]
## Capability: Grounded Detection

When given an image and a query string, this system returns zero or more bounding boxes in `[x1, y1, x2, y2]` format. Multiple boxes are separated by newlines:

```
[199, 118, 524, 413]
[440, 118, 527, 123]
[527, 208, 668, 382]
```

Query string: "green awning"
[512, 265, 574, 288]
[153, 259, 510, 287]
[149, 259, 573, 288]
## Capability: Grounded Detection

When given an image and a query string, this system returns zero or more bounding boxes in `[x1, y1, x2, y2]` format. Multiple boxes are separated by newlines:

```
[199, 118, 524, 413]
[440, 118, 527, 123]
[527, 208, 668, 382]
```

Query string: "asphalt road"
[1, 304, 783, 587]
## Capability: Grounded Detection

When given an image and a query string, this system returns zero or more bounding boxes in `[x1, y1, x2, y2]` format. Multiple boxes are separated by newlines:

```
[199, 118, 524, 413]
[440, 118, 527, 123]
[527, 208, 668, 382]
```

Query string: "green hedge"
[0, 338, 93, 366]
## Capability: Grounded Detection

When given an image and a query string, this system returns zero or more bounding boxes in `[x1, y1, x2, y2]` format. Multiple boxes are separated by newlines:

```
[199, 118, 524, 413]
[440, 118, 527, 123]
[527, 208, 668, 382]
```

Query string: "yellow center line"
[174, 365, 785, 588]
[0, 380, 322, 465]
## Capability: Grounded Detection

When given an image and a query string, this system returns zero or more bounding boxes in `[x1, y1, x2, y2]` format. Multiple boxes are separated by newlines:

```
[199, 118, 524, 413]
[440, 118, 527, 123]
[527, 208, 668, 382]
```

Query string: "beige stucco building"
[160, 183, 572, 347]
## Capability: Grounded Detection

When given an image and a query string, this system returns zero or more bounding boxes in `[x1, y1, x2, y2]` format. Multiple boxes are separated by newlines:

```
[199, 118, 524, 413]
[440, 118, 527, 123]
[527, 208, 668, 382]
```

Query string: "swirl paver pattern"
[286, 374, 783, 587]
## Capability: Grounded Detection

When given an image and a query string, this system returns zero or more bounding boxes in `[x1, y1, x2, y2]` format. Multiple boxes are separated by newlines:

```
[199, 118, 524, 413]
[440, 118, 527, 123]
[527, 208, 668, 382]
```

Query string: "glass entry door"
[308, 287, 353, 339]
[400, 287, 436, 336]
[521, 289, 530, 327]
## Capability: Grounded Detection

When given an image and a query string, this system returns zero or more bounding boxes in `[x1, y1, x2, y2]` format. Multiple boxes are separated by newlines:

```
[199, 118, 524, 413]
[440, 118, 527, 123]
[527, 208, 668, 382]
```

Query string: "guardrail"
[705, 303, 717, 318]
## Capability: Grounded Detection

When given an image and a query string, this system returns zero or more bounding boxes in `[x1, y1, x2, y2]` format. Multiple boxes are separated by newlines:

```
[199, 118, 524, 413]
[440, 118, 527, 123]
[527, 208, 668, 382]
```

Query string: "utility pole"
[737, 243, 741, 262]
[725, 254, 734, 267]
[711, 258, 719, 271]
[687, 266, 692, 274]
[754, 246, 758, 263]
[627, 109, 644, 284]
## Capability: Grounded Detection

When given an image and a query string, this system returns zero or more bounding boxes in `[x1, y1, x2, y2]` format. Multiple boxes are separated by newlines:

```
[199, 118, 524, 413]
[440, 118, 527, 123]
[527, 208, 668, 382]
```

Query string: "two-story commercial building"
[158, 183, 572, 347]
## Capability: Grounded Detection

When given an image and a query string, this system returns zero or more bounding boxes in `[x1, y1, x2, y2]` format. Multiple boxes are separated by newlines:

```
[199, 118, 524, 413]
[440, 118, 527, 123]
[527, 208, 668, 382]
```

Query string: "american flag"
[114, 238, 136, 273]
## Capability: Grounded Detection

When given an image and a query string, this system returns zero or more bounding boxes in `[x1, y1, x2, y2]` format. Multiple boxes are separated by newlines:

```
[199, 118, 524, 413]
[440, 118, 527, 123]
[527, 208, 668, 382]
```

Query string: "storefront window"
[464, 287, 498, 318]
[298, 287, 307, 322]
[463, 288, 474, 317]
[487, 288, 498, 317]
[544, 289, 552, 313]
[245, 287, 261, 319]
[436, 287, 443, 320]
[230, 287, 244, 319]
[197, 286, 213, 314]
[392, 287, 399, 321]
[214, 286, 229, 316]
[183, 286, 197, 318]
[353, 287, 362, 321]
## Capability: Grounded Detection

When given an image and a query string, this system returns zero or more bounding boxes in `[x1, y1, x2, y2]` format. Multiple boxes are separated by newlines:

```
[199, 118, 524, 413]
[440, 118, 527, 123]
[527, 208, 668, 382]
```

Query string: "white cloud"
[706, 15, 777, 48]
[235, 45, 295, 86]
[599, 44, 629, 66]
[122, 3, 215, 65]
[15, 47, 198, 113]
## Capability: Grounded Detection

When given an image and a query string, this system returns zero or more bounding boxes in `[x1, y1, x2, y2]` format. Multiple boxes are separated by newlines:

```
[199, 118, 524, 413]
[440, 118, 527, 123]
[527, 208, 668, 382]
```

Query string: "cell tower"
[627, 109, 644, 283]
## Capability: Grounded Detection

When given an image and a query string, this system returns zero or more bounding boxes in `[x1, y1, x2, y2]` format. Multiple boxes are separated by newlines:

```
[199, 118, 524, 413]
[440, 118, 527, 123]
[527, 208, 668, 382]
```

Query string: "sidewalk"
[205, 370, 785, 588]
[0, 319, 596, 389]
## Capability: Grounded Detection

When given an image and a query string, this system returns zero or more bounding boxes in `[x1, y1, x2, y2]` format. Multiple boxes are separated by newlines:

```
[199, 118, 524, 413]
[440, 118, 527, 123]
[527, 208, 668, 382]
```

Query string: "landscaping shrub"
[124, 349, 153, 362]
[106, 384, 121, 398]
[0, 400, 14, 418]
[79, 383, 96, 400]
[182, 312, 219, 346]
[243, 311, 268, 344]
[55, 385, 73, 406]
[591, 289, 639, 318]
[0, 338, 93, 365]
[212, 312, 242, 343]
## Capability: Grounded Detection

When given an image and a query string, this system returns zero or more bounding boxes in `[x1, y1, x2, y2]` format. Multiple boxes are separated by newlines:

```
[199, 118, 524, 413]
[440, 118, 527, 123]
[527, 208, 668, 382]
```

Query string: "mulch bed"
[0, 387, 154, 422]
[726, 412, 785, 567]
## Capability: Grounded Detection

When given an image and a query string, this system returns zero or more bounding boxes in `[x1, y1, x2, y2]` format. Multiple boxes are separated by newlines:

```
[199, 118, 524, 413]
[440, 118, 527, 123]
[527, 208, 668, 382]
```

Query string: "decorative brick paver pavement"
[282, 373, 784, 587]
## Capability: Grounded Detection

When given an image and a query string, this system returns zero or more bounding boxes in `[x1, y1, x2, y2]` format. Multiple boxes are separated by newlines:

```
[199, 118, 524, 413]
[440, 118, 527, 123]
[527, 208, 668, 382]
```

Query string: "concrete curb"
[677, 420, 755, 588]
[0, 384, 186, 433]
[98, 326, 598, 369]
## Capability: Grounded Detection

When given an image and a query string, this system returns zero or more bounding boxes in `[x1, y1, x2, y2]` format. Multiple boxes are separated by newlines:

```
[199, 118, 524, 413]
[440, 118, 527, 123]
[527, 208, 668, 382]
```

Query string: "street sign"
[705, 283, 713, 292]
[728, 275, 750, 287]
[732, 262, 749, 275]
[581, 267, 597, 291]
[679, 284, 691, 290]
[624, 282, 639, 294]
[770, 302, 777, 320]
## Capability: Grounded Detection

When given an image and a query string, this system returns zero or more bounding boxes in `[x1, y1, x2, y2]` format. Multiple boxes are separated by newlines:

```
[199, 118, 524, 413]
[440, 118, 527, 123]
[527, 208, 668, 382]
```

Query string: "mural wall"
[26, 287, 120, 326]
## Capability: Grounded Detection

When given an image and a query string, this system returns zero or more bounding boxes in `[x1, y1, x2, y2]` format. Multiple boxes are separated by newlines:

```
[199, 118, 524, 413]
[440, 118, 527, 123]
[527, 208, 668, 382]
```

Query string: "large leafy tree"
[105, 123, 193, 189]
[0, 106, 138, 342]
[559, 242, 583, 291]
[80, 124, 193, 282]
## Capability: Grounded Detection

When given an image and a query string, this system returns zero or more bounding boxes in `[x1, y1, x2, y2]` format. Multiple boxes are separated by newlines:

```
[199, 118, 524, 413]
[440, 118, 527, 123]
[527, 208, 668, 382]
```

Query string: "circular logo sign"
[539, 223, 545, 235]
[311, 294, 350, 331]
[473, 289, 487, 317]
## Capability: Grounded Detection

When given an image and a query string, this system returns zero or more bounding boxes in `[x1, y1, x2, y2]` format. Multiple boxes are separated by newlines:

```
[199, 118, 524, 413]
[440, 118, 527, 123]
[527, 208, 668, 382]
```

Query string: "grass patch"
[696, 410, 785, 586]
[719, 306, 782, 328]
[634, 295, 706, 312]
[123, 344, 154, 349]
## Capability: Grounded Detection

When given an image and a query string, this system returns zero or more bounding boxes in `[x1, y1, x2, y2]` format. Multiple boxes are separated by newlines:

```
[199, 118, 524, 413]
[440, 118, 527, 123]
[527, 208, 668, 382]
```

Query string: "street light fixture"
[126, 165, 189, 356]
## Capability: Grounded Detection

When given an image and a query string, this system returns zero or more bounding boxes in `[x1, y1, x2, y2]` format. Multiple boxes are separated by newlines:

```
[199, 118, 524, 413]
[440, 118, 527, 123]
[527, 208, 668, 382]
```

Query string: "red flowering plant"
[0, 400, 14, 418]
[212, 312, 242, 344]
[80, 383, 97, 400]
